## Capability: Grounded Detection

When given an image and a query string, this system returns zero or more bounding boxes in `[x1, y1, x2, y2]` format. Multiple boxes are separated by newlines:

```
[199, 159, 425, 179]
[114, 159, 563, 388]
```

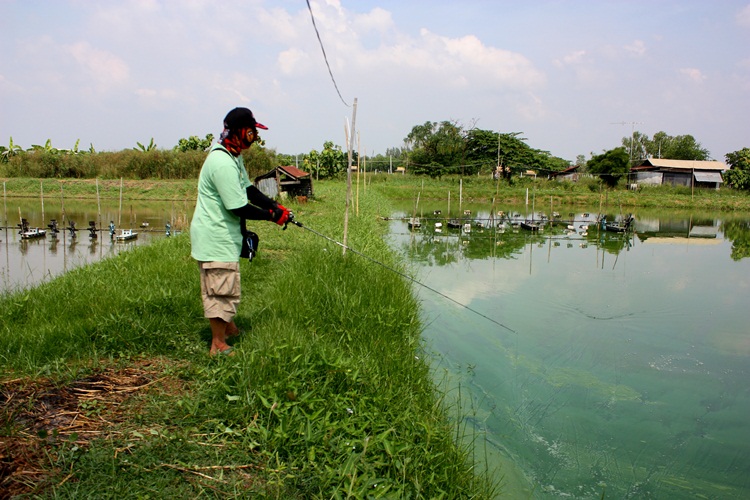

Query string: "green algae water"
[389, 206, 750, 498]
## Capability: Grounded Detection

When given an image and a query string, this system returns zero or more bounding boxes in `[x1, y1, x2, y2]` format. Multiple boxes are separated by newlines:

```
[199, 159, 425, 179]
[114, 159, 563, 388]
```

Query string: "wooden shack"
[254, 165, 313, 199]
[630, 159, 727, 189]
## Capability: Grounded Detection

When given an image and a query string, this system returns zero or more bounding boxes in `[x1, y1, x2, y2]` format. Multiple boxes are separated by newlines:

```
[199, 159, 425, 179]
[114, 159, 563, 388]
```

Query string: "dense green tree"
[464, 128, 499, 174]
[587, 147, 630, 187]
[724, 147, 750, 190]
[241, 144, 275, 177]
[575, 154, 587, 171]
[495, 132, 546, 181]
[174, 133, 214, 152]
[405, 121, 466, 178]
[303, 141, 348, 179]
[623, 131, 710, 161]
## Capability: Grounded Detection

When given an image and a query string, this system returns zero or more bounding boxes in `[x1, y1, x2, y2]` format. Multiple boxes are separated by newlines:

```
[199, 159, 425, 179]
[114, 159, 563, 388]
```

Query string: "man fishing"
[190, 107, 290, 356]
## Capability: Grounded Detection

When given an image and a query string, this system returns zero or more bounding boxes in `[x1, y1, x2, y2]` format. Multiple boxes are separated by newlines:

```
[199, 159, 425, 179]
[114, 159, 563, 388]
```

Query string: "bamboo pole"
[3, 182, 7, 232]
[342, 97, 357, 256]
[356, 132, 360, 217]
[459, 179, 463, 215]
[40, 180, 45, 224]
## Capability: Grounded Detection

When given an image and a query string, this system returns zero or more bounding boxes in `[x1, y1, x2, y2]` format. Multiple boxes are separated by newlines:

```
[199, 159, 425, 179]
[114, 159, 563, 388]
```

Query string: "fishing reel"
[283, 211, 302, 230]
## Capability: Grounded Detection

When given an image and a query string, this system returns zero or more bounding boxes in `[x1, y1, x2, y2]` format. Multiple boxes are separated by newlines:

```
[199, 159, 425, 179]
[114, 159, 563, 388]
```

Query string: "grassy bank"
[4, 174, 750, 210]
[0, 183, 497, 497]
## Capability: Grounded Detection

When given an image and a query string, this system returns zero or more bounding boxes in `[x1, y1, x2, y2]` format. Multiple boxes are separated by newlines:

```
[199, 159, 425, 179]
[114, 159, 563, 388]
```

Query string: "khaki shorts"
[198, 261, 241, 322]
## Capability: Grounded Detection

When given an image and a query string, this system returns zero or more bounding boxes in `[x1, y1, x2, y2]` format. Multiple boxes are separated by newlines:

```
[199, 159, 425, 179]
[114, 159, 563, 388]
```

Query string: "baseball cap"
[223, 107, 268, 131]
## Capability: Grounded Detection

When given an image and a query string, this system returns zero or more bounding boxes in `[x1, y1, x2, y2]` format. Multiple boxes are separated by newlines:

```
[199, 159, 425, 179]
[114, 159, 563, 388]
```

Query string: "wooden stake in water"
[119, 177, 123, 226]
[3, 182, 7, 231]
[96, 178, 101, 231]
[40, 180, 45, 224]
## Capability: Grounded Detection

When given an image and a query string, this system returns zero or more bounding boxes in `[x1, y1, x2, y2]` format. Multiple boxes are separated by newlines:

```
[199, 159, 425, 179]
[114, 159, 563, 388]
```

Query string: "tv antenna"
[611, 121, 643, 162]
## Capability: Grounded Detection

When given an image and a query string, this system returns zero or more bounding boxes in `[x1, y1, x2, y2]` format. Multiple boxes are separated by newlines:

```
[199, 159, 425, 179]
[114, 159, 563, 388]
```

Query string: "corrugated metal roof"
[278, 165, 310, 179]
[640, 159, 727, 171]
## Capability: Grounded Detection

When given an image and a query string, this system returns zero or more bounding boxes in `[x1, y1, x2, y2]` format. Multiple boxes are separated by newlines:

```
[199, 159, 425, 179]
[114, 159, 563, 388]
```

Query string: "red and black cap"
[223, 107, 268, 131]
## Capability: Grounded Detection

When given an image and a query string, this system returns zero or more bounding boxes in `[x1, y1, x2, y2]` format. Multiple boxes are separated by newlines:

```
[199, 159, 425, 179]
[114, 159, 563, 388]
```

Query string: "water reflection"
[388, 206, 750, 499]
[1, 198, 192, 291]
[392, 208, 750, 264]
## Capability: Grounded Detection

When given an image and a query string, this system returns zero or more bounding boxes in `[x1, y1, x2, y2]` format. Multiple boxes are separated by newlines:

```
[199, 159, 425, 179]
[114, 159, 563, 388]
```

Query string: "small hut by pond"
[254, 165, 313, 200]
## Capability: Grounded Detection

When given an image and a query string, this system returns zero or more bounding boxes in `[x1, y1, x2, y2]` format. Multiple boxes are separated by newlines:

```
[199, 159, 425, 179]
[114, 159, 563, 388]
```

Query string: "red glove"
[269, 204, 290, 226]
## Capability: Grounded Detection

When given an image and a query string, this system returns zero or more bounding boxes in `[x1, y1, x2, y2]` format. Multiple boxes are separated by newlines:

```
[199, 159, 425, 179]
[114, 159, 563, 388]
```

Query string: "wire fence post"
[342, 97, 358, 256]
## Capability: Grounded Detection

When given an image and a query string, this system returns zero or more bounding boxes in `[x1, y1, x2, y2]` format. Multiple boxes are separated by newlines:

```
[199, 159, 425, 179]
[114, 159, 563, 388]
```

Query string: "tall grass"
[0, 147, 277, 180]
[0, 184, 498, 497]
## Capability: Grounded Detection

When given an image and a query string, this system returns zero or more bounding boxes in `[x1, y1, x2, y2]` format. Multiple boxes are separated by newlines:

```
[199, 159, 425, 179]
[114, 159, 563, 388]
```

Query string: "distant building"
[630, 159, 727, 189]
[551, 165, 581, 182]
[254, 165, 313, 199]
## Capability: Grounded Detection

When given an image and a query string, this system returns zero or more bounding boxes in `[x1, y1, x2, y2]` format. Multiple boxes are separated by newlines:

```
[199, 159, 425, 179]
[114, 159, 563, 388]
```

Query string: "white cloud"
[352, 7, 395, 33]
[278, 47, 314, 75]
[624, 39, 647, 57]
[737, 4, 750, 27]
[282, 2, 544, 91]
[680, 67, 707, 83]
[554, 50, 587, 68]
[64, 42, 129, 89]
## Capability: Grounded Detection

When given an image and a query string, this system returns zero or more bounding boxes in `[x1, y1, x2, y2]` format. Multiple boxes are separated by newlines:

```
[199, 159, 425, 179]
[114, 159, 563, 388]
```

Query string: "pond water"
[388, 203, 750, 499]
[0, 198, 192, 291]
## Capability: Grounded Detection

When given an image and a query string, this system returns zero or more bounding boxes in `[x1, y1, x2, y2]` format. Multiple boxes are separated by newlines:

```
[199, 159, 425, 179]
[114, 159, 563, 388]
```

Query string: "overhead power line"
[306, 0, 349, 107]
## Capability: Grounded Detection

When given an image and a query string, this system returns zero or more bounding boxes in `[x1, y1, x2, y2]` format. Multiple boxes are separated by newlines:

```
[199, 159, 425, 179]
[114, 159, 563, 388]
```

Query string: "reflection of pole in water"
[96, 178, 102, 233]
[60, 183, 66, 226]
[529, 235, 533, 275]
[547, 233, 552, 263]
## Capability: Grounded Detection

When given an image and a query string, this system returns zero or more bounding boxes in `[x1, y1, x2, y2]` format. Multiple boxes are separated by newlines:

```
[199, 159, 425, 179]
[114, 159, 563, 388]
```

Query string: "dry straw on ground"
[0, 358, 185, 498]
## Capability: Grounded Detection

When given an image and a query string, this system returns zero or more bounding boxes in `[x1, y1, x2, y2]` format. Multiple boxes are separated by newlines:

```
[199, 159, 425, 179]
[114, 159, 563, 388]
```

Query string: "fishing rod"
[283, 213, 517, 334]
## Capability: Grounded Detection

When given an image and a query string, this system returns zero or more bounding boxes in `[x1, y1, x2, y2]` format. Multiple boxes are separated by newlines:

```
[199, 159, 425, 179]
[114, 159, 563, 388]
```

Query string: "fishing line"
[287, 218, 517, 334]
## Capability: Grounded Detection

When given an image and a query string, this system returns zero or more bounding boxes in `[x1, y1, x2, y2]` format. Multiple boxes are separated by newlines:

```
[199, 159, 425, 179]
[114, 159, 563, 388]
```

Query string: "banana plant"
[134, 137, 157, 152]
[29, 139, 59, 154]
[0, 136, 23, 162]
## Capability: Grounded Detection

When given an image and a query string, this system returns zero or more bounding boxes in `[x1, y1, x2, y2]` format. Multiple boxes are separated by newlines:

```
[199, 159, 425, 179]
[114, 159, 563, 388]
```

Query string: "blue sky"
[2, 0, 748, 162]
